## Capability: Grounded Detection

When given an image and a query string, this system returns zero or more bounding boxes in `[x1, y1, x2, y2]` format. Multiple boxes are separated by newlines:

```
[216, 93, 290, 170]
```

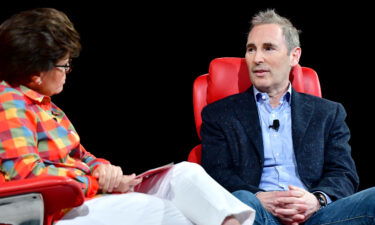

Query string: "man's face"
[245, 24, 300, 93]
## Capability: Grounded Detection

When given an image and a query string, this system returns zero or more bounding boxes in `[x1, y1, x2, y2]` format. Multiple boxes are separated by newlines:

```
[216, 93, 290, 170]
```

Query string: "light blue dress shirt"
[254, 85, 307, 191]
[253, 85, 332, 203]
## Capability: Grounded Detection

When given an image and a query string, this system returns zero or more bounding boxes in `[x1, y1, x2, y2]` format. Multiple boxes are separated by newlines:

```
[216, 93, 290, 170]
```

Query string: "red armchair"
[188, 57, 321, 163]
[0, 175, 84, 225]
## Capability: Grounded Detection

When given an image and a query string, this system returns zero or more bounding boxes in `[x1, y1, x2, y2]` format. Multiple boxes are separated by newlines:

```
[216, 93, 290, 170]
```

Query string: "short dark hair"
[0, 8, 81, 85]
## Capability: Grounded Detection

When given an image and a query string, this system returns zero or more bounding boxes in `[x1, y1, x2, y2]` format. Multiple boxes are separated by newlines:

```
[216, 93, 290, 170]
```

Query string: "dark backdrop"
[1, 2, 373, 190]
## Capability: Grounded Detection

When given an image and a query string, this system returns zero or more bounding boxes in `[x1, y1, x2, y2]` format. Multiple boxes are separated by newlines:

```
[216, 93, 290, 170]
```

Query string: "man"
[201, 9, 375, 225]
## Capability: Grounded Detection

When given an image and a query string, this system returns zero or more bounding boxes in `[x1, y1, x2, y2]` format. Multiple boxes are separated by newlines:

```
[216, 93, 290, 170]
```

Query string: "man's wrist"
[313, 192, 327, 208]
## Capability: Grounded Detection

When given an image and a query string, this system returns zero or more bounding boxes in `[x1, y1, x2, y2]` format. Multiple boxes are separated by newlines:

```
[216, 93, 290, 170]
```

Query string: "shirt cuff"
[313, 191, 332, 204]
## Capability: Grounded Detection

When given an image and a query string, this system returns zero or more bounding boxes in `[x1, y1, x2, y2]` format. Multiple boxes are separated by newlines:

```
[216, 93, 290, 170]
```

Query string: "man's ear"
[290, 47, 301, 66]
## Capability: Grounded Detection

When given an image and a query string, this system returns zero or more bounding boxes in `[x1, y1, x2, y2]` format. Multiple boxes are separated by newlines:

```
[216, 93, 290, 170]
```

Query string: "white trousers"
[56, 162, 255, 225]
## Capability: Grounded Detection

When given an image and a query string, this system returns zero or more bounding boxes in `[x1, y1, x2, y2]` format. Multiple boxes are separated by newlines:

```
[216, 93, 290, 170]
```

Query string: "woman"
[0, 8, 254, 225]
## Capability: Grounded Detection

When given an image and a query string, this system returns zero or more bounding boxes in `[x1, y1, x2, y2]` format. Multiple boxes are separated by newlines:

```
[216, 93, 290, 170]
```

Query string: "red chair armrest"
[0, 176, 84, 224]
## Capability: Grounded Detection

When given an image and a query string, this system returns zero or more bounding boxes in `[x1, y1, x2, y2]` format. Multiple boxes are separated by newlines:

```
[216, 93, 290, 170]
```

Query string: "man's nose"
[253, 51, 264, 64]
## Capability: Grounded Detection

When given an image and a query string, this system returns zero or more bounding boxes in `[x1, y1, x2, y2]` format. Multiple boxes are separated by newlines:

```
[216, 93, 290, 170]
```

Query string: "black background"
[1, 1, 373, 191]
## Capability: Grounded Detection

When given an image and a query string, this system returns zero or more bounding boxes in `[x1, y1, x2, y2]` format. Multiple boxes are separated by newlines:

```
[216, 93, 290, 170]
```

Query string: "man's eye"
[247, 48, 255, 53]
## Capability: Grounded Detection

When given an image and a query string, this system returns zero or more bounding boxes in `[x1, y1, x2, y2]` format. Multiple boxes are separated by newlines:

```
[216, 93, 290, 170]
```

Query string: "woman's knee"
[172, 161, 206, 178]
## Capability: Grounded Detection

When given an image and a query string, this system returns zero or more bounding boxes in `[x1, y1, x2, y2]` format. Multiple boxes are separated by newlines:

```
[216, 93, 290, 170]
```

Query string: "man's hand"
[92, 164, 124, 193]
[256, 188, 305, 216]
[256, 185, 320, 225]
[275, 185, 320, 224]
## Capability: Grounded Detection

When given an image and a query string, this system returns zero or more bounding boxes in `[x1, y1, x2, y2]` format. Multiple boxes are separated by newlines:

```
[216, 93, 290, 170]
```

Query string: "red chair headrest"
[206, 57, 315, 104]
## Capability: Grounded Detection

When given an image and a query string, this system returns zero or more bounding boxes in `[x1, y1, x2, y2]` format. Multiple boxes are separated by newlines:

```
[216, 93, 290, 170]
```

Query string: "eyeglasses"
[54, 61, 72, 74]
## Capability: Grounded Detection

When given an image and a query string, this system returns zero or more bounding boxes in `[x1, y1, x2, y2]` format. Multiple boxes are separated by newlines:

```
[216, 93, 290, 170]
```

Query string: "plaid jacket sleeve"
[70, 144, 110, 173]
[0, 88, 107, 197]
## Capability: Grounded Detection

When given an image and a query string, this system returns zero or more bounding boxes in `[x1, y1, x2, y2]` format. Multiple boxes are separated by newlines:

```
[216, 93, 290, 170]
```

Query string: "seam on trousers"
[313, 215, 375, 225]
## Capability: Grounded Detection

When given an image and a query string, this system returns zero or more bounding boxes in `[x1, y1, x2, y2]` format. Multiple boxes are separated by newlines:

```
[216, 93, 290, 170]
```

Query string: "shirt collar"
[22, 86, 51, 104]
[6, 81, 52, 104]
[253, 83, 292, 105]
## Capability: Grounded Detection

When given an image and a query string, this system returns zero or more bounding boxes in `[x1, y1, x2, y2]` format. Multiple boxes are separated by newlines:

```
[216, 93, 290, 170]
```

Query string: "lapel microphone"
[269, 119, 280, 131]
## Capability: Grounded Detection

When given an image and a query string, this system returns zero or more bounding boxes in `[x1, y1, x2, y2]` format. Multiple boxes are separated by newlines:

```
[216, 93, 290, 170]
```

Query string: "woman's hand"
[112, 174, 143, 193]
[92, 164, 124, 193]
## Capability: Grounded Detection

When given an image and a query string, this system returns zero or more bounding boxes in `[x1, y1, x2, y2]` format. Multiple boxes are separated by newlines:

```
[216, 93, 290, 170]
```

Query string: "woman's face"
[35, 57, 71, 96]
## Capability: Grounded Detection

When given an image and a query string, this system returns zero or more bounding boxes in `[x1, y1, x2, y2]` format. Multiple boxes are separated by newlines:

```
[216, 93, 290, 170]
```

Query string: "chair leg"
[0, 193, 44, 225]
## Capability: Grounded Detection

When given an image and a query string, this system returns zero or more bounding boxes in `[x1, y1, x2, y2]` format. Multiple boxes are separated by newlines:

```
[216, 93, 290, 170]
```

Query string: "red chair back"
[189, 57, 321, 163]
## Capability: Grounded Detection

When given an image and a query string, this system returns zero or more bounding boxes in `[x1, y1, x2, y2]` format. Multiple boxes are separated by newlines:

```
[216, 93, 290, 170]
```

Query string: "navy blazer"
[201, 87, 359, 201]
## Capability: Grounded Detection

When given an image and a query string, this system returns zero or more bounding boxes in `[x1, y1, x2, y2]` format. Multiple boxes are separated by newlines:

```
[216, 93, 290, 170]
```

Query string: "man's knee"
[232, 190, 261, 209]
[356, 187, 375, 210]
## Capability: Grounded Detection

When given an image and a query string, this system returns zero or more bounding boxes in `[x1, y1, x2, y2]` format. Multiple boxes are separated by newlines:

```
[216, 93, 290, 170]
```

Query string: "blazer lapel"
[291, 90, 314, 156]
[233, 88, 264, 160]
[231, 88, 314, 161]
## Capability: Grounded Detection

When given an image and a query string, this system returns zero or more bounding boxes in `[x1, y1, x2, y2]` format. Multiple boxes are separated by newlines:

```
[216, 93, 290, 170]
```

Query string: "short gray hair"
[250, 9, 300, 53]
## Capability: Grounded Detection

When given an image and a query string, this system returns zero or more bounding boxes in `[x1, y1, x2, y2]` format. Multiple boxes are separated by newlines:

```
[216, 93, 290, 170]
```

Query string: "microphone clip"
[269, 119, 280, 131]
